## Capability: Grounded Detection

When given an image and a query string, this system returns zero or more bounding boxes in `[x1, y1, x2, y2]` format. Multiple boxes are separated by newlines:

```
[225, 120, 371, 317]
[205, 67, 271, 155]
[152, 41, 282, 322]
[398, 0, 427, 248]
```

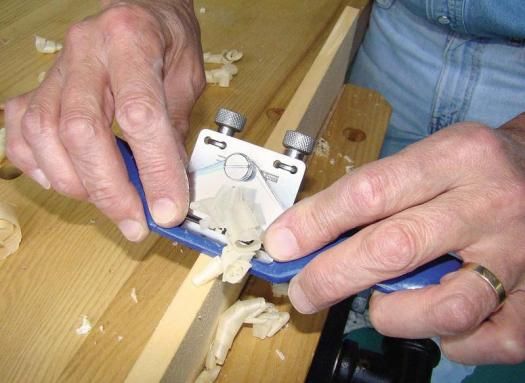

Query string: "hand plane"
[117, 108, 461, 292]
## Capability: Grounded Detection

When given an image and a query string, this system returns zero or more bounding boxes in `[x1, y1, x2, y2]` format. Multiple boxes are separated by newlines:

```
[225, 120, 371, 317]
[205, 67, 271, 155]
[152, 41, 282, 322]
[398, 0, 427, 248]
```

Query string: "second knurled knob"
[282, 130, 315, 160]
[215, 108, 247, 136]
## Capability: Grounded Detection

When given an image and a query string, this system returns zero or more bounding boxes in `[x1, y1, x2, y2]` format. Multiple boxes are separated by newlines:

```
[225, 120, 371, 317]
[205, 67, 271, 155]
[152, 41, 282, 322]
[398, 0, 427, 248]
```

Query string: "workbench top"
[0, 1, 388, 382]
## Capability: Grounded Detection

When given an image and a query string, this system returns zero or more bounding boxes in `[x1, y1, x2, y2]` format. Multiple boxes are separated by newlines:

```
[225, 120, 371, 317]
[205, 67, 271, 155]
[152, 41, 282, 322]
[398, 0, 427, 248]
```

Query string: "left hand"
[264, 114, 525, 365]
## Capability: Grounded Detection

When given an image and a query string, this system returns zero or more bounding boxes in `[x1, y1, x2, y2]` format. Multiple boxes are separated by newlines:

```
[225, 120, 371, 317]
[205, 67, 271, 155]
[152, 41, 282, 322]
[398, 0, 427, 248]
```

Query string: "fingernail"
[264, 226, 299, 261]
[30, 168, 51, 189]
[289, 276, 316, 314]
[118, 219, 147, 242]
[151, 198, 180, 226]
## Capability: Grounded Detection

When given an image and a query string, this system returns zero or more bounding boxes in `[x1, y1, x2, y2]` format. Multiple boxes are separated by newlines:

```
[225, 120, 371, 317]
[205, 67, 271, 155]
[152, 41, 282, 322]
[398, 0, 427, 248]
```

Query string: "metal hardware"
[224, 153, 256, 181]
[283, 130, 315, 161]
[215, 108, 247, 136]
[273, 160, 297, 174]
[204, 136, 227, 149]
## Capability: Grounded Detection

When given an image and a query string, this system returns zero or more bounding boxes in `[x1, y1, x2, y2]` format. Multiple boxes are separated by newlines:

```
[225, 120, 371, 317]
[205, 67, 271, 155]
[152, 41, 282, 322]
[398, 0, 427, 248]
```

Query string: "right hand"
[4, 0, 205, 241]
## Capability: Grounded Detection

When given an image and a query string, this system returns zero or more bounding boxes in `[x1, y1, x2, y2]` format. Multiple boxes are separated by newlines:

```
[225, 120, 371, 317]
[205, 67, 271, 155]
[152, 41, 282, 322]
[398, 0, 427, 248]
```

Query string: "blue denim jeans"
[348, 1, 525, 381]
[349, 0, 525, 157]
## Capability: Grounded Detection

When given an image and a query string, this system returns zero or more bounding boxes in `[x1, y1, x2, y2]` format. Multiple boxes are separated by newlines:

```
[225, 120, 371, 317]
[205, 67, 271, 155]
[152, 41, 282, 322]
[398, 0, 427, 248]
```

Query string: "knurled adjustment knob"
[215, 108, 247, 136]
[283, 130, 315, 161]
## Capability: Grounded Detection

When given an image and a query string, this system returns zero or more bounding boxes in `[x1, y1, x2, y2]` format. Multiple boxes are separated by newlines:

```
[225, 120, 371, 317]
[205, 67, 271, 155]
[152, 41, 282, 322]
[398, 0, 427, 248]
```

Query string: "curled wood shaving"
[191, 185, 263, 286]
[0, 202, 22, 260]
[195, 366, 221, 383]
[34, 35, 62, 54]
[203, 50, 243, 87]
[196, 298, 289, 382]
[203, 50, 243, 64]
[205, 64, 239, 87]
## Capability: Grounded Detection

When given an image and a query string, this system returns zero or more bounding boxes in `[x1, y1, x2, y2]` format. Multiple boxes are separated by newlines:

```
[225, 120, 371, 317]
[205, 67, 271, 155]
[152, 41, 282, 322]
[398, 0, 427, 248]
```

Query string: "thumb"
[263, 138, 460, 261]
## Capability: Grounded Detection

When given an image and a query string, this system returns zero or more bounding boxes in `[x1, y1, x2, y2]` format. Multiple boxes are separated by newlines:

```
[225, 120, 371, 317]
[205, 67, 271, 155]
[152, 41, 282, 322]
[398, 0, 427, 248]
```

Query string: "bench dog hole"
[343, 127, 366, 142]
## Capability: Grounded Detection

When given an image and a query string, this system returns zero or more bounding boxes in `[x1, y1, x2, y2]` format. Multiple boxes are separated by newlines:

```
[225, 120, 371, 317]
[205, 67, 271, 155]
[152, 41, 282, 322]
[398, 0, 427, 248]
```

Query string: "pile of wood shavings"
[195, 298, 289, 383]
[203, 49, 243, 87]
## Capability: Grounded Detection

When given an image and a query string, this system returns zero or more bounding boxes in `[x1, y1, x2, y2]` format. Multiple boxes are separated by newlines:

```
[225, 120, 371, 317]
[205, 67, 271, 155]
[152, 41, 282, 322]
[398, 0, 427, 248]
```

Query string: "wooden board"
[0, 1, 384, 382]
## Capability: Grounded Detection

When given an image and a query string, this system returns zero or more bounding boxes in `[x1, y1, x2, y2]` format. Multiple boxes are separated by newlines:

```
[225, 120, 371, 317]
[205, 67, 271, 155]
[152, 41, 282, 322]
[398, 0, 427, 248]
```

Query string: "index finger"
[286, 190, 484, 314]
[105, 7, 189, 227]
[264, 125, 485, 261]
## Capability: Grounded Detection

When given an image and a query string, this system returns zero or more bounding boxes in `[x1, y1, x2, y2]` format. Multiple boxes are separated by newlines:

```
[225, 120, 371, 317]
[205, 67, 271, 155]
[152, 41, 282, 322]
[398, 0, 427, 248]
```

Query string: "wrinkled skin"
[4, 0, 205, 241]
[265, 115, 525, 365]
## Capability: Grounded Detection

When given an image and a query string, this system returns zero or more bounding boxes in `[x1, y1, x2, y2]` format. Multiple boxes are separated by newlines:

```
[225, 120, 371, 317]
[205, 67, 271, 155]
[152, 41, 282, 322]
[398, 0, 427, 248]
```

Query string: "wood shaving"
[0, 128, 6, 163]
[275, 349, 285, 361]
[254, 249, 273, 264]
[195, 366, 221, 383]
[75, 315, 92, 335]
[203, 50, 243, 64]
[130, 287, 138, 303]
[117, 335, 124, 342]
[314, 137, 330, 157]
[0, 202, 22, 260]
[34, 35, 62, 54]
[203, 50, 243, 87]
[37, 71, 46, 83]
[99, 325, 105, 333]
[205, 64, 239, 87]
[343, 155, 355, 173]
[191, 185, 263, 286]
[271, 283, 289, 298]
[196, 298, 289, 382]
[199, 7, 207, 14]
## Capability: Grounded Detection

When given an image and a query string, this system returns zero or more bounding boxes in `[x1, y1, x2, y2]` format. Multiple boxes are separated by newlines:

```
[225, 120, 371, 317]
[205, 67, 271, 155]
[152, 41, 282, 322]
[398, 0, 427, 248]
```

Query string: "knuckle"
[21, 106, 55, 139]
[431, 293, 478, 334]
[52, 177, 85, 199]
[116, 97, 160, 137]
[350, 168, 388, 217]
[59, 115, 98, 148]
[497, 331, 525, 364]
[86, 181, 123, 212]
[103, 5, 155, 38]
[65, 21, 91, 46]
[362, 221, 419, 274]
[458, 123, 503, 160]
[136, 155, 172, 181]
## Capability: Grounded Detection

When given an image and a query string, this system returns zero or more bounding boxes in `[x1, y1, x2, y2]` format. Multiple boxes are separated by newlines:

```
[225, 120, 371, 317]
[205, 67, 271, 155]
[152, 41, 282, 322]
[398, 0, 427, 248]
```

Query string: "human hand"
[264, 115, 525, 364]
[4, 0, 205, 241]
